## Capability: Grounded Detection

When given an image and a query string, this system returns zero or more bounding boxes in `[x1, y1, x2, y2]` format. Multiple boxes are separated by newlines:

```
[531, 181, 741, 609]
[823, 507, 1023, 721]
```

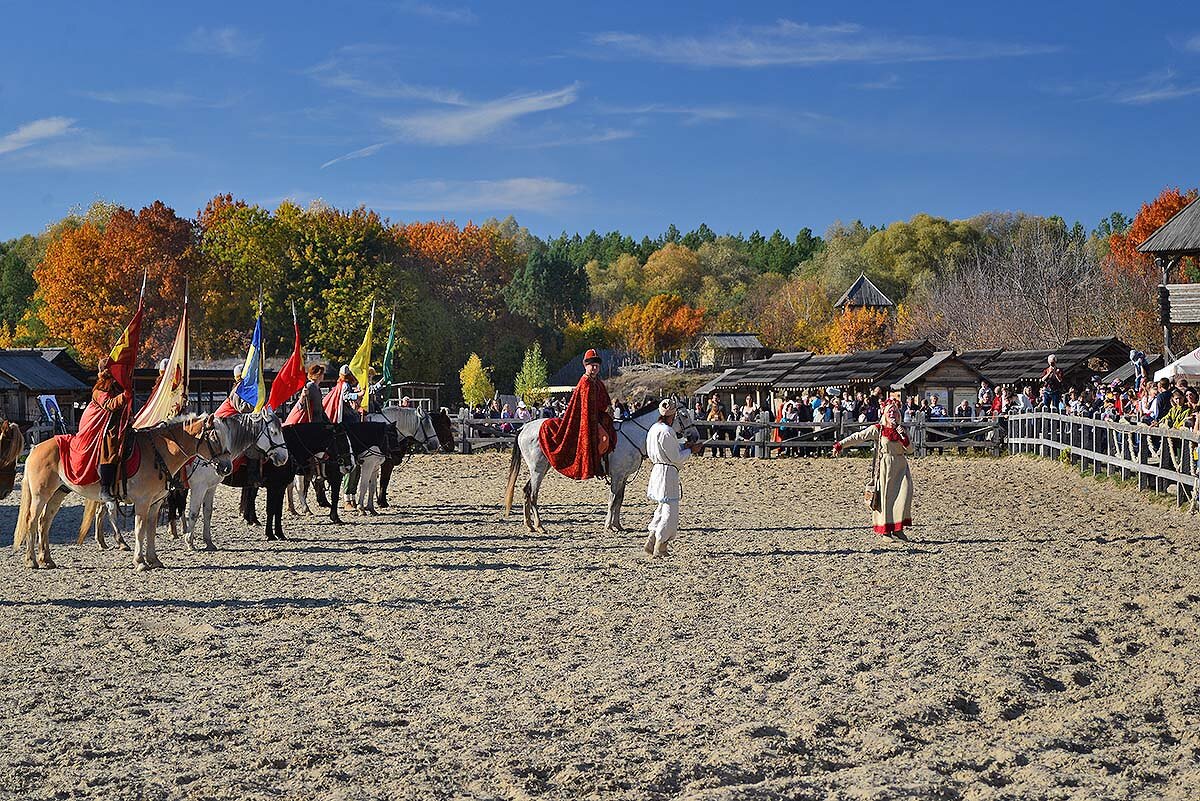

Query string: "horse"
[503, 403, 699, 533]
[342, 421, 399, 515]
[365, 406, 444, 509]
[14, 415, 232, 571]
[181, 410, 290, 551]
[242, 422, 354, 539]
[0, 420, 23, 500]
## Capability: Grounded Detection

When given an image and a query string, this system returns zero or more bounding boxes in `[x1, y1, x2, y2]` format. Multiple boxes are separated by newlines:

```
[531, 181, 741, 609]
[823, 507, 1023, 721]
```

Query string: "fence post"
[756, 411, 770, 459]
[457, 408, 472, 455]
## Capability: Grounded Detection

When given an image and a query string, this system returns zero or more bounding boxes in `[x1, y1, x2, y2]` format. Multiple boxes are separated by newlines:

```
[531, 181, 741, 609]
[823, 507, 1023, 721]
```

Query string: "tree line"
[0, 187, 1192, 402]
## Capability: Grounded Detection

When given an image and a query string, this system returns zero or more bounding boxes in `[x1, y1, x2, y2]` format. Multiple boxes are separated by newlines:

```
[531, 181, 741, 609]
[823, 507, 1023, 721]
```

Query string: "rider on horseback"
[92, 356, 129, 503]
[537, 348, 616, 480]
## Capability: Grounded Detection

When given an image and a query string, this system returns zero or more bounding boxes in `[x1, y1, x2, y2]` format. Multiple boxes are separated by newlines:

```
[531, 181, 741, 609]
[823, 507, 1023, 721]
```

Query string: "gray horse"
[503, 402, 698, 533]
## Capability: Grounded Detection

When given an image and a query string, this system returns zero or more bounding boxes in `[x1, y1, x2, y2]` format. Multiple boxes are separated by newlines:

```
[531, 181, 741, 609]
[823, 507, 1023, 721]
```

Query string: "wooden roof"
[834, 272, 894, 308]
[972, 338, 1131, 385]
[736, 351, 813, 387]
[1137, 196, 1200, 257]
[697, 333, 764, 349]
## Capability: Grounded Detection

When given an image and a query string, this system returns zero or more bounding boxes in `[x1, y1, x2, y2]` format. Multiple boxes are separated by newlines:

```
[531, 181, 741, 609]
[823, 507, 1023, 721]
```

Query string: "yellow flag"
[349, 301, 375, 410]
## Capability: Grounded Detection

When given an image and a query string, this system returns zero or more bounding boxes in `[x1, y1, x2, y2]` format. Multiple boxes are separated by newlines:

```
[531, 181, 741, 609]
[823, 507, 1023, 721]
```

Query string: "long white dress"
[838, 424, 914, 535]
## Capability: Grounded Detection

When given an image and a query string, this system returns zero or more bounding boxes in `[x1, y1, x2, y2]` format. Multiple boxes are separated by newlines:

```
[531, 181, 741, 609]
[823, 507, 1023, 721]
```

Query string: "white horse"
[503, 403, 699, 533]
[183, 409, 290, 550]
[355, 406, 442, 513]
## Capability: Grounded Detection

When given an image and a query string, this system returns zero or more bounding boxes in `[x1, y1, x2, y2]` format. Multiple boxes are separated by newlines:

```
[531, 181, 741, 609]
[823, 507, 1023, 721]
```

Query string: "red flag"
[268, 318, 307, 411]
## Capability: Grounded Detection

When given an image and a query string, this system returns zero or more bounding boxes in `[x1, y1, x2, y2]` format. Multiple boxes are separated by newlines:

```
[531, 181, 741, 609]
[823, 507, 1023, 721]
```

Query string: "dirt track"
[1, 452, 1198, 800]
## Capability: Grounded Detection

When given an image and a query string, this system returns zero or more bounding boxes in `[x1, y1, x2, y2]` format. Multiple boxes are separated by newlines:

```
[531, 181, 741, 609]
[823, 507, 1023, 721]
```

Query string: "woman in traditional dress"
[833, 397, 914, 542]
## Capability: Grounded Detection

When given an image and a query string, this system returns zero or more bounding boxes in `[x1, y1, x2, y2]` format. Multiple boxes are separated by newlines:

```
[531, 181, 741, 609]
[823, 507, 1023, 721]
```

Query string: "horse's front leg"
[143, 500, 165, 569]
[326, 462, 343, 524]
[36, 491, 68, 569]
[202, 487, 217, 550]
[607, 476, 628, 532]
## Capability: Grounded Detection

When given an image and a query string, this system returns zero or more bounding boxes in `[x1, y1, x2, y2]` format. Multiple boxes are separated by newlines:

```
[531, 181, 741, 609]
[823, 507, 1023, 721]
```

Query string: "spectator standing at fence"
[515, 401, 532, 422]
[954, 399, 973, 418]
[978, 380, 994, 410]
[706, 396, 728, 457]
[833, 398, 914, 542]
[1041, 355, 1064, 410]
[735, 395, 759, 458]
[1151, 378, 1173, 423]
[928, 396, 947, 419]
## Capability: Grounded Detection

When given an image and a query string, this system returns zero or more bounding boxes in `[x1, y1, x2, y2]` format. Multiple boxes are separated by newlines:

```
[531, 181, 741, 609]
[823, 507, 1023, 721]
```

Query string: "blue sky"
[1, 1, 1198, 241]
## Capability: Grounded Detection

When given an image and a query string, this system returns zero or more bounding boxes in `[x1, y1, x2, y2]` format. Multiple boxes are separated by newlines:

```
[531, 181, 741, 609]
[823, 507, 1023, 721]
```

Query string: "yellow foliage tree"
[826, 306, 893, 353]
[459, 352, 496, 408]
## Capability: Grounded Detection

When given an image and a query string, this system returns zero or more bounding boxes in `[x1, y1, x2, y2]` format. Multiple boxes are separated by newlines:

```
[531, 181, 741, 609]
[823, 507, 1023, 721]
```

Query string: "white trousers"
[647, 499, 680, 546]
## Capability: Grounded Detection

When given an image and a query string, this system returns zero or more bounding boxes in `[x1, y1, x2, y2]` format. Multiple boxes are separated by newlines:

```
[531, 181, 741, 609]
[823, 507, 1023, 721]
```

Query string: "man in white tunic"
[644, 398, 704, 557]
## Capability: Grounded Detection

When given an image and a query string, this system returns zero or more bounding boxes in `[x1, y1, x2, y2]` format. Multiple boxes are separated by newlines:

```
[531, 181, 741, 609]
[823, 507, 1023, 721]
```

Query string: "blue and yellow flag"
[235, 316, 267, 412]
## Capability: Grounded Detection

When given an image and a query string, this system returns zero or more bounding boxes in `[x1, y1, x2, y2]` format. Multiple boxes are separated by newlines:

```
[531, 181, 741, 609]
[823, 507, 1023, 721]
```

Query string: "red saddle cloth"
[537, 374, 615, 480]
[55, 435, 141, 487]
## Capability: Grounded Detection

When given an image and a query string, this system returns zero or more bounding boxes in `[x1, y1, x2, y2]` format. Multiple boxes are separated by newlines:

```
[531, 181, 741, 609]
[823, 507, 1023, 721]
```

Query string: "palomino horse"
[0, 420, 23, 499]
[181, 409, 290, 551]
[14, 415, 232, 571]
[503, 403, 699, 533]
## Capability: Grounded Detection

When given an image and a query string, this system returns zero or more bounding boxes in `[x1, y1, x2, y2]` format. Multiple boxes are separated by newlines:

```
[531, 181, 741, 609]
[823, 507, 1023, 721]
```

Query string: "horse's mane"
[629, 401, 662, 419]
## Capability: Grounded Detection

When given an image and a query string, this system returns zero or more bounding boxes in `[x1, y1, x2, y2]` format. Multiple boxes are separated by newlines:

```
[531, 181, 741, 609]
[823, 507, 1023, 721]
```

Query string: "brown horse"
[14, 415, 231, 571]
[0, 420, 22, 499]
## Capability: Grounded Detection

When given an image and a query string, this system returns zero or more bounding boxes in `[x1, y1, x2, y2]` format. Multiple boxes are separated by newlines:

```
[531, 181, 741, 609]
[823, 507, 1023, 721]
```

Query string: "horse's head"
[256, 409, 289, 467]
[195, 414, 233, 476]
[673, 408, 701, 445]
[432, 410, 455, 452]
[415, 408, 441, 453]
[329, 423, 356, 475]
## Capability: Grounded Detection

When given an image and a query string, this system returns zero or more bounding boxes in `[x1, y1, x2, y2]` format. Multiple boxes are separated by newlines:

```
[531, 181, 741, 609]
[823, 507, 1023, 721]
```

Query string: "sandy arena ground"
[2, 452, 1199, 800]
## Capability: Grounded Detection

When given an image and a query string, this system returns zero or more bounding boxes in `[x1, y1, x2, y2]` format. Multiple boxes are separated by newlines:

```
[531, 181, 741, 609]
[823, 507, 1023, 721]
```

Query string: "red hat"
[583, 349, 602, 365]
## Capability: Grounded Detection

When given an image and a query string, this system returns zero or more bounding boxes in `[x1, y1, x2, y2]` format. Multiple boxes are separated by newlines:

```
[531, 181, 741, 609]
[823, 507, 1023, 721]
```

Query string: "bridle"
[255, 415, 289, 465]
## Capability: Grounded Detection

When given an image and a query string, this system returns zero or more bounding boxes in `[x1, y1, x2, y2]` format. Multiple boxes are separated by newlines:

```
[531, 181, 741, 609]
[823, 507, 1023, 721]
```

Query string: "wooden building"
[695, 333, 766, 368]
[960, 338, 1132, 390]
[1137, 195, 1200, 360]
[834, 272, 894, 312]
[889, 351, 989, 409]
[0, 350, 90, 428]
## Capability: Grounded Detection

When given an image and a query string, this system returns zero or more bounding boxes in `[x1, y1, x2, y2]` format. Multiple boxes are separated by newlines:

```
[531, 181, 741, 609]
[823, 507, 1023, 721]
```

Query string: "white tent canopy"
[1154, 345, 1200, 382]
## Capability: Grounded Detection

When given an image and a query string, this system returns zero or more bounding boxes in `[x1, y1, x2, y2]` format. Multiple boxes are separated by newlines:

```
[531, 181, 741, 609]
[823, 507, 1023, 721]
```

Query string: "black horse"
[231, 422, 353, 540]
[377, 409, 455, 507]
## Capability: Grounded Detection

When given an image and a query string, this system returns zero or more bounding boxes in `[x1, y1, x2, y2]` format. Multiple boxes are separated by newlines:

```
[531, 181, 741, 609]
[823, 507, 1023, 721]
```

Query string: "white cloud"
[590, 19, 1058, 68]
[370, 177, 580, 213]
[306, 52, 467, 104]
[1185, 34, 1200, 53]
[83, 89, 199, 107]
[0, 117, 77, 155]
[396, 1, 477, 24]
[1052, 69, 1200, 105]
[527, 128, 636, 148]
[17, 139, 174, 169]
[383, 83, 580, 145]
[603, 103, 743, 124]
[320, 141, 390, 169]
[856, 74, 901, 91]
[183, 26, 260, 58]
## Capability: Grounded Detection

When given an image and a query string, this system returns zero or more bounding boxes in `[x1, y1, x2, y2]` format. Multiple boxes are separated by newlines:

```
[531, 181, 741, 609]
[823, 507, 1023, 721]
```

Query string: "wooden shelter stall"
[889, 351, 989, 409]
[962, 338, 1131, 391]
[1137, 195, 1200, 360]
[0, 351, 90, 428]
[695, 333, 766, 368]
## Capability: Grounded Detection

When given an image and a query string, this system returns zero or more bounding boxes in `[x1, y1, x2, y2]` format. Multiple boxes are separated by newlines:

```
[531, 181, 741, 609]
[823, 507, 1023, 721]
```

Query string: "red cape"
[56, 433, 140, 486]
[538, 374, 615, 480]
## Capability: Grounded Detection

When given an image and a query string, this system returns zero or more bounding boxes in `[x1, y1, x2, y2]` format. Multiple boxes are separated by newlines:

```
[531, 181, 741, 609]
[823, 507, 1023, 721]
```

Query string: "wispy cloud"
[590, 20, 1058, 68]
[321, 141, 390, 169]
[396, 1, 477, 24]
[83, 88, 205, 108]
[370, 177, 581, 213]
[525, 128, 635, 148]
[183, 26, 260, 58]
[1049, 69, 1200, 105]
[383, 82, 580, 145]
[602, 103, 744, 124]
[1185, 34, 1200, 53]
[856, 74, 901, 91]
[306, 49, 467, 104]
[22, 139, 174, 168]
[0, 117, 77, 156]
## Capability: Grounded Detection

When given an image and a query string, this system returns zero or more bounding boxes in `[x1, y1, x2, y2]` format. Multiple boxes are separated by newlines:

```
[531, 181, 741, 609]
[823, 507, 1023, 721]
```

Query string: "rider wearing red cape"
[538, 349, 616, 480]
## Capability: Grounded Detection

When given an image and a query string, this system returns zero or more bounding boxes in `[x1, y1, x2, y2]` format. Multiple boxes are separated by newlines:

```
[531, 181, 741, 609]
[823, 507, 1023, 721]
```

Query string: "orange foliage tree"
[1108, 187, 1199, 281]
[826, 306, 892, 353]
[611, 294, 705, 360]
[398, 221, 511, 323]
[35, 201, 199, 364]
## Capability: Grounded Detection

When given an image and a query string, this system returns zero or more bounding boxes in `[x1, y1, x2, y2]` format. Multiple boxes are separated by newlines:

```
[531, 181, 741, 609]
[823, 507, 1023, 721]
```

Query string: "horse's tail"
[77, 500, 99, 545]
[13, 469, 31, 550]
[503, 439, 522, 515]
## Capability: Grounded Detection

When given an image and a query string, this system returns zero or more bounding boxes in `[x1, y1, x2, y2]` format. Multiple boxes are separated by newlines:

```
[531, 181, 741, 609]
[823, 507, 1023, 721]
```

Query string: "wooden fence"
[455, 412, 1005, 458]
[1006, 411, 1200, 509]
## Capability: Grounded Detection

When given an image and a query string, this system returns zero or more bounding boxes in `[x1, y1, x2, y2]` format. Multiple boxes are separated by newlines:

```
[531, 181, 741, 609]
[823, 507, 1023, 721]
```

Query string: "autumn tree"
[745, 274, 833, 352]
[513, 343, 550, 406]
[612, 294, 705, 360]
[1108, 187, 1199, 282]
[459, 352, 495, 408]
[35, 201, 199, 364]
[400, 220, 511, 323]
[643, 242, 702, 299]
[827, 306, 893, 353]
[561, 313, 611, 361]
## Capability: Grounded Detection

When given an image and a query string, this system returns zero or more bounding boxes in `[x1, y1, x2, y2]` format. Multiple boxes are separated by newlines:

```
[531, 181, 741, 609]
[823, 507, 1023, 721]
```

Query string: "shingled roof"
[834, 272, 894, 309]
[697, 333, 764, 350]
[1138, 196, 1200, 257]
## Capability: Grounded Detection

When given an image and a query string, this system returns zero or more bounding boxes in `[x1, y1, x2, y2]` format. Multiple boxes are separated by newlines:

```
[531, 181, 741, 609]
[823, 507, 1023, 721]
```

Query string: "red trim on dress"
[873, 518, 912, 534]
